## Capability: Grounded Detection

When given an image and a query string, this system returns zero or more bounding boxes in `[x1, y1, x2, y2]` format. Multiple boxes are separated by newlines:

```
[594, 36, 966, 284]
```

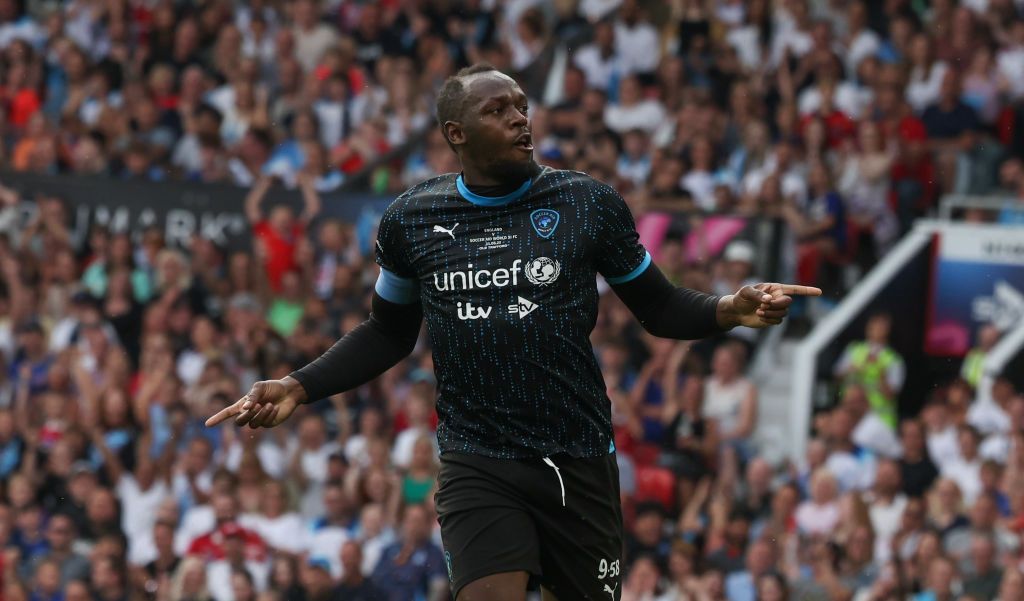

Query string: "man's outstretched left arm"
[610, 261, 821, 338]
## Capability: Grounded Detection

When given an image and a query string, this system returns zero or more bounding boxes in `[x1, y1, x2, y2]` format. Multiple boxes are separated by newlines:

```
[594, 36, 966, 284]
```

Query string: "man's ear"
[444, 121, 466, 147]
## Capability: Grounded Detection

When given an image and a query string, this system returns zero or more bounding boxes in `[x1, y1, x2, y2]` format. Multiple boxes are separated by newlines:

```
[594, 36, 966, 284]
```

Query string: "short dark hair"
[435, 63, 501, 150]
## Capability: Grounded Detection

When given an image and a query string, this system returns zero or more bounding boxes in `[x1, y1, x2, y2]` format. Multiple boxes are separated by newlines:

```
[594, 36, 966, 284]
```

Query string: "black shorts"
[435, 451, 624, 600]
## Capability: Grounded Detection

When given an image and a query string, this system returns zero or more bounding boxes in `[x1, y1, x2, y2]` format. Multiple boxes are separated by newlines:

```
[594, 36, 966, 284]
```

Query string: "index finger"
[205, 403, 242, 427]
[776, 284, 822, 297]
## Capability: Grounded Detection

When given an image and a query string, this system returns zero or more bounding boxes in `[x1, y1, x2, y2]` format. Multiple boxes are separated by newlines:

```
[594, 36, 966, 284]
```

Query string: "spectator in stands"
[921, 70, 981, 194]
[961, 324, 1001, 389]
[962, 533, 1003, 601]
[245, 174, 321, 293]
[943, 425, 984, 505]
[620, 554, 660, 601]
[334, 540, 383, 600]
[370, 504, 445, 601]
[724, 538, 776, 601]
[846, 384, 901, 459]
[899, 418, 940, 498]
[834, 313, 905, 431]
[702, 341, 757, 460]
[795, 470, 841, 535]
[625, 503, 670, 571]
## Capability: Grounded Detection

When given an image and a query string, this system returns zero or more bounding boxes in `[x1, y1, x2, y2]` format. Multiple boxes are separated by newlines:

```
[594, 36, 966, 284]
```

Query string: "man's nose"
[510, 108, 528, 127]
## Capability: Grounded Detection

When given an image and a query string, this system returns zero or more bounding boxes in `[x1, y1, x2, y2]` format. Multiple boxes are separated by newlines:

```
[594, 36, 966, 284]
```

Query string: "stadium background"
[0, 0, 1023, 600]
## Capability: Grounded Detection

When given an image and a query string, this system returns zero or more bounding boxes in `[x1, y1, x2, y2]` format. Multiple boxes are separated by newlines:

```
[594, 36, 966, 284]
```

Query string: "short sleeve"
[592, 184, 651, 284]
[374, 203, 420, 304]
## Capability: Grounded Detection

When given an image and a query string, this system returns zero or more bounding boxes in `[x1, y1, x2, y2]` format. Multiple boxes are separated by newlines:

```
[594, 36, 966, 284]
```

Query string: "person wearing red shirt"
[187, 521, 268, 563]
[186, 493, 268, 564]
[245, 173, 321, 292]
[799, 81, 857, 150]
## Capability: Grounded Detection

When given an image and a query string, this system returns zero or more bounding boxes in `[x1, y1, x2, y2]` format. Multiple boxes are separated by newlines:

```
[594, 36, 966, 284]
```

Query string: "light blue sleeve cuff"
[604, 251, 652, 285]
[374, 268, 420, 304]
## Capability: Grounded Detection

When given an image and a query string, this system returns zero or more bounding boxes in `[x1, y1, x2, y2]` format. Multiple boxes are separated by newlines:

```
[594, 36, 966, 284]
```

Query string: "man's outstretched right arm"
[288, 290, 422, 402]
[206, 272, 422, 429]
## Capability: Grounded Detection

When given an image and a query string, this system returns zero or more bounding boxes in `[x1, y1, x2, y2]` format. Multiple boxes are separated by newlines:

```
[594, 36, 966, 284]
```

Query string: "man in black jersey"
[207, 64, 820, 600]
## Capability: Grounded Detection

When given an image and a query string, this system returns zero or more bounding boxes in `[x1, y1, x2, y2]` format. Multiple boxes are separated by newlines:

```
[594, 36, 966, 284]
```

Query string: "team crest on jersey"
[530, 209, 560, 239]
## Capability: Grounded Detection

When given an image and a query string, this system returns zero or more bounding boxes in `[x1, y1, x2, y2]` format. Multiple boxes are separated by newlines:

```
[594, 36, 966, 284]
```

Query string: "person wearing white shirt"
[613, 0, 661, 74]
[288, 414, 342, 517]
[942, 425, 984, 505]
[679, 137, 721, 212]
[769, 6, 813, 68]
[741, 143, 809, 206]
[291, 0, 340, 72]
[905, 34, 949, 114]
[204, 529, 270, 601]
[223, 429, 285, 480]
[797, 79, 867, 120]
[305, 484, 357, 578]
[392, 394, 437, 470]
[573, 21, 625, 92]
[968, 375, 1017, 436]
[979, 397, 1024, 463]
[354, 503, 396, 576]
[922, 402, 962, 472]
[866, 459, 908, 564]
[313, 75, 350, 150]
[997, 21, 1024, 100]
[344, 407, 386, 468]
[175, 502, 215, 556]
[172, 437, 216, 517]
[603, 75, 666, 135]
[825, 407, 877, 491]
[580, 0, 622, 22]
[843, 3, 880, 78]
[795, 469, 841, 535]
[239, 481, 307, 555]
[844, 385, 902, 459]
[116, 468, 171, 555]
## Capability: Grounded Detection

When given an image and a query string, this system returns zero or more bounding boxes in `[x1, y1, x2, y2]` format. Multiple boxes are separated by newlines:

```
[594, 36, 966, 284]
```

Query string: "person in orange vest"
[833, 313, 905, 430]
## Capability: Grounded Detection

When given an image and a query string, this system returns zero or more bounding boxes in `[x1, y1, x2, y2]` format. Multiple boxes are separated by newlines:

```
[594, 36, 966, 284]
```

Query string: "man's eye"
[520, 106, 529, 114]
[492, 108, 502, 114]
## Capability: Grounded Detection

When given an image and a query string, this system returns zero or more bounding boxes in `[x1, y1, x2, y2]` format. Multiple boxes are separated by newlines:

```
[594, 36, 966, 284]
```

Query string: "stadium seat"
[634, 466, 676, 511]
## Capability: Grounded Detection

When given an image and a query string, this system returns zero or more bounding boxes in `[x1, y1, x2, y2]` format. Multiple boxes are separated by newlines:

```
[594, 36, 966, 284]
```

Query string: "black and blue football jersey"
[374, 167, 650, 459]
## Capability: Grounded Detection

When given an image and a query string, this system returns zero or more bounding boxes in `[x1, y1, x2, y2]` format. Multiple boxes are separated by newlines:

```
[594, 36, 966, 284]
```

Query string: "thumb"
[737, 285, 769, 304]
[246, 382, 269, 408]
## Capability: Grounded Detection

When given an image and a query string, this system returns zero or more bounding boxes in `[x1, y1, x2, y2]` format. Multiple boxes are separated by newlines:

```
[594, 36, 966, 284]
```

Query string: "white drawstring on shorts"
[542, 457, 566, 507]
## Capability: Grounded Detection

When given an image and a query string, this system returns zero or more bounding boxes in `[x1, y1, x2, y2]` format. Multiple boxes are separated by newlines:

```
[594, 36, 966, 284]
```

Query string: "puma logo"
[432, 223, 459, 239]
[603, 583, 616, 599]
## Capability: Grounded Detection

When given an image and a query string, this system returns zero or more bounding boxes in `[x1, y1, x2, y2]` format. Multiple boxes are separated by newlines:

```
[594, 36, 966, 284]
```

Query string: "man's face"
[867, 316, 890, 343]
[46, 516, 73, 551]
[213, 495, 237, 524]
[447, 72, 536, 182]
[402, 506, 430, 544]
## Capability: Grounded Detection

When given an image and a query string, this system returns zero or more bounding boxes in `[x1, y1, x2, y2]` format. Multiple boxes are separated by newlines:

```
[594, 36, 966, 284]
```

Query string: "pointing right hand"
[205, 377, 306, 429]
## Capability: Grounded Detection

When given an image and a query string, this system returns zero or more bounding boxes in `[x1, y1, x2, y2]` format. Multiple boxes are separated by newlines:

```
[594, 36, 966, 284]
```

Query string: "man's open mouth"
[514, 133, 533, 151]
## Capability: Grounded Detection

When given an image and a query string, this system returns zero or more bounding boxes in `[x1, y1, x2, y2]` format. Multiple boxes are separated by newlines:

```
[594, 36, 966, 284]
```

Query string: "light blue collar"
[455, 174, 532, 206]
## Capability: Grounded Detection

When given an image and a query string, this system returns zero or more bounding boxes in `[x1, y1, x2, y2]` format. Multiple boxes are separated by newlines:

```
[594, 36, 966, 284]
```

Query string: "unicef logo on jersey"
[526, 257, 561, 285]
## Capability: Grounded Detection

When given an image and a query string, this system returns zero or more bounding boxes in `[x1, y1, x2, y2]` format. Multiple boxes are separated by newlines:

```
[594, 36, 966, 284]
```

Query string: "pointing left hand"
[728, 283, 822, 328]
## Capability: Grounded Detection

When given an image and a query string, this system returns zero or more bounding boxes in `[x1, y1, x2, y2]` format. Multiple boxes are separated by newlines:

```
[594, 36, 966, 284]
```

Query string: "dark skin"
[206, 70, 820, 601]
[443, 71, 538, 186]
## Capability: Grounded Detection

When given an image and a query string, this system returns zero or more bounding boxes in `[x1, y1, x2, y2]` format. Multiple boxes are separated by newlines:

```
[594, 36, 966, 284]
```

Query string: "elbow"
[398, 337, 417, 359]
[640, 319, 669, 339]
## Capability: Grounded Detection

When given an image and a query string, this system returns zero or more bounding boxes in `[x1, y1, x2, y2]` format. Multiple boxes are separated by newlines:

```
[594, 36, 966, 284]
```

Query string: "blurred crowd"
[0, 0, 1022, 600]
